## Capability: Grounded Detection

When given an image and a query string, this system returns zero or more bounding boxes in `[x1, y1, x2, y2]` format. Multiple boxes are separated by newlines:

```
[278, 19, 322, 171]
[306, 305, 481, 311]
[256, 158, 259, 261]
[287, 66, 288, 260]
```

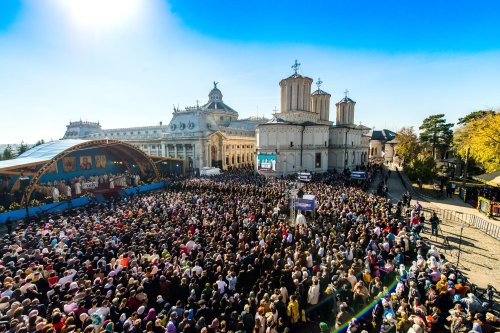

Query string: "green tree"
[457, 109, 495, 125]
[34, 139, 45, 146]
[454, 111, 500, 173]
[2, 145, 14, 160]
[394, 127, 421, 166]
[419, 114, 454, 160]
[405, 151, 437, 183]
[17, 141, 29, 156]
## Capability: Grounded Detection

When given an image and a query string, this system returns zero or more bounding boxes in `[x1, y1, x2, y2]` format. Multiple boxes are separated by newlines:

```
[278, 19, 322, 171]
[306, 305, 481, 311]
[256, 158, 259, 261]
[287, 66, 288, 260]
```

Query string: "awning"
[473, 170, 500, 187]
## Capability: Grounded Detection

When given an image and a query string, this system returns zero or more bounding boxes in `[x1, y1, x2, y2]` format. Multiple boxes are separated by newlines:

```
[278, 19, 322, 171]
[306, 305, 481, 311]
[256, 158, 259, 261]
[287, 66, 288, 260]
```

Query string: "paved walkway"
[383, 165, 500, 290]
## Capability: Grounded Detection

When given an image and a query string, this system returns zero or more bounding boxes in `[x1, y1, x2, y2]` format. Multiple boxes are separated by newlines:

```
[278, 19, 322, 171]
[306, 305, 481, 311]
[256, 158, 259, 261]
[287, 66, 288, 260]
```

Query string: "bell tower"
[335, 90, 356, 125]
[279, 60, 313, 113]
[311, 78, 332, 124]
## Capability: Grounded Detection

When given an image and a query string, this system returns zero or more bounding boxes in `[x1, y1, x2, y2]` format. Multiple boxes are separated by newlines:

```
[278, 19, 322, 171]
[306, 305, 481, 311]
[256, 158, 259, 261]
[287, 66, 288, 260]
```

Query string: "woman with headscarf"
[105, 322, 114, 333]
[144, 308, 157, 324]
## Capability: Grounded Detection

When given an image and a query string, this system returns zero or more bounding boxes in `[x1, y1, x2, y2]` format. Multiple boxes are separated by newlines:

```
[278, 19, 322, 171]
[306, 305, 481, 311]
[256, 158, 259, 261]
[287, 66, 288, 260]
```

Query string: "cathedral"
[63, 83, 268, 173]
[63, 62, 373, 175]
[255, 61, 370, 176]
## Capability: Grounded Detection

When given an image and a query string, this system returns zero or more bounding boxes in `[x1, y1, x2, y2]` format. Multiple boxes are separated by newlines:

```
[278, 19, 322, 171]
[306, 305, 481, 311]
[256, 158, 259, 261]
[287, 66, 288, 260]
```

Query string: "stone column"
[174, 144, 178, 158]
[161, 143, 166, 157]
[298, 83, 303, 111]
[222, 143, 226, 169]
[207, 143, 211, 167]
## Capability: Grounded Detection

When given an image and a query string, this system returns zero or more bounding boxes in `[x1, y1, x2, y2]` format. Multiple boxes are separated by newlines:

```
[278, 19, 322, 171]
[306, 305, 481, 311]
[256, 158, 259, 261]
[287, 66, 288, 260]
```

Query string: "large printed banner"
[81, 181, 98, 190]
[258, 154, 276, 171]
[295, 198, 316, 211]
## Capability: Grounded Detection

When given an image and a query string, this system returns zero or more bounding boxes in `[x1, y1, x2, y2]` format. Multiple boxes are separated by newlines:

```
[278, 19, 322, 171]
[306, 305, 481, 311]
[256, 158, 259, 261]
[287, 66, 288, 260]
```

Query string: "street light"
[457, 223, 464, 267]
[344, 127, 351, 172]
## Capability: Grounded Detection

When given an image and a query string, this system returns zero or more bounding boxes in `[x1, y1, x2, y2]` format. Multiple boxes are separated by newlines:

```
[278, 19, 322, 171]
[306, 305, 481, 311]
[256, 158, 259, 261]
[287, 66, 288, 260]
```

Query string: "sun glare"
[56, 0, 143, 31]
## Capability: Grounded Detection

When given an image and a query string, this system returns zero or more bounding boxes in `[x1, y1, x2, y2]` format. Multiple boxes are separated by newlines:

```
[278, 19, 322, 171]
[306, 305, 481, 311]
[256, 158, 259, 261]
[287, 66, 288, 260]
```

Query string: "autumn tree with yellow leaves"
[454, 110, 500, 173]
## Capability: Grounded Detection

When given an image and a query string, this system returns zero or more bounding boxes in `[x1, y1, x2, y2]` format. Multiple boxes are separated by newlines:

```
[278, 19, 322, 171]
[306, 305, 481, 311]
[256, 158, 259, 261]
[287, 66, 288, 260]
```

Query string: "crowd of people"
[31, 173, 142, 202]
[0, 170, 498, 333]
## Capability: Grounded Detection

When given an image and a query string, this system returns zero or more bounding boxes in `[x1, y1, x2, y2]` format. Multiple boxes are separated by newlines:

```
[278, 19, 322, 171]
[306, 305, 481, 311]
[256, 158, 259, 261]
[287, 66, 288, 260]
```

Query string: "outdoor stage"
[0, 181, 168, 223]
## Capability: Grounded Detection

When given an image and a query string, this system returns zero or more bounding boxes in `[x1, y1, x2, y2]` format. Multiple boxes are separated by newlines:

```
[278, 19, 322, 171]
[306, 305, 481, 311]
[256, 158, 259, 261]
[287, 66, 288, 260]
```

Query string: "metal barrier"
[421, 206, 500, 240]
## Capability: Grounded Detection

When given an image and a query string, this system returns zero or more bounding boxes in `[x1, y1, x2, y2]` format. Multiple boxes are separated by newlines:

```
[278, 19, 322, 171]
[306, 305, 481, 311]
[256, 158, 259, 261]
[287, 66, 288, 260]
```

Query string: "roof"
[311, 89, 331, 96]
[264, 118, 292, 125]
[370, 129, 397, 141]
[337, 96, 356, 103]
[473, 170, 500, 187]
[0, 139, 89, 169]
[227, 118, 269, 130]
[202, 83, 238, 114]
[203, 101, 237, 113]
[330, 124, 365, 130]
[259, 118, 327, 127]
[287, 73, 304, 79]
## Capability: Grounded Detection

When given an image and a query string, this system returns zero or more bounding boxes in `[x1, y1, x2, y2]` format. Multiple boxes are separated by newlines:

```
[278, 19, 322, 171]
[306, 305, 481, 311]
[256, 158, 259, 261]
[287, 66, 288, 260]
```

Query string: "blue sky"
[0, 0, 499, 143]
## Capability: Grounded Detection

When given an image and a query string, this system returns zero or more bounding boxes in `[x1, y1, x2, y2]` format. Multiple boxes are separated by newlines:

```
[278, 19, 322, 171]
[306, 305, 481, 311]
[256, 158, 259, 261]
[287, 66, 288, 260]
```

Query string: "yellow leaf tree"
[395, 127, 420, 166]
[454, 111, 500, 173]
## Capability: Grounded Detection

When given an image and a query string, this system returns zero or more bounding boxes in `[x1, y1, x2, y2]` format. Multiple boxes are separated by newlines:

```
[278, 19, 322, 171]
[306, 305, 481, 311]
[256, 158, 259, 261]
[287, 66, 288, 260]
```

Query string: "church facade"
[63, 83, 268, 173]
[255, 62, 370, 176]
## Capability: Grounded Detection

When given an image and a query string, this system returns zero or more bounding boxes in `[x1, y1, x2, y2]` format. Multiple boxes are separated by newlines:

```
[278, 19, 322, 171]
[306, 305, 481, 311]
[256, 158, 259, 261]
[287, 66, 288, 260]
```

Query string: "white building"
[63, 83, 268, 173]
[255, 61, 370, 176]
[368, 129, 399, 164]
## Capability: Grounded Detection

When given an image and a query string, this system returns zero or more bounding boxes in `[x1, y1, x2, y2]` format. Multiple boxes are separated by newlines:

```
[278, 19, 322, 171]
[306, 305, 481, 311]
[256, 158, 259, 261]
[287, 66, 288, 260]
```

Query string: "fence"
[421, 206, 500, 240]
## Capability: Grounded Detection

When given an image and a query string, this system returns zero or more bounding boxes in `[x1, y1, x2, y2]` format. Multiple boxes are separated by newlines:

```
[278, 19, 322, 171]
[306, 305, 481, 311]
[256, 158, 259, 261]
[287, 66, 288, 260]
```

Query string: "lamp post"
[461, 146, 470, 190]
[344, 127, 351, 172]
[282, 155, 286, 178]
[254, 148, 260, 175]
[457, 223, 464, 267]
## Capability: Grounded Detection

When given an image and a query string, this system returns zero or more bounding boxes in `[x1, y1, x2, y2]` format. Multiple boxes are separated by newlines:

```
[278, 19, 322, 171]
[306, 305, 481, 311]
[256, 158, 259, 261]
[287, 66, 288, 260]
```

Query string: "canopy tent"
[0, 139, 162, 204]
[473, 170, 500, 188]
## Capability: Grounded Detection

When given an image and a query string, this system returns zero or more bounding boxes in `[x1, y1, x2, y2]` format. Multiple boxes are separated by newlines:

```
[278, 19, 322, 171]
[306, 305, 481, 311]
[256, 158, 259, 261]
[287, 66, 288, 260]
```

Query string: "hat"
[166, 322, 176, 333]
[137, 306, 145, 315]
[36, 322, 47, 331]
[79, 313, 89, 322]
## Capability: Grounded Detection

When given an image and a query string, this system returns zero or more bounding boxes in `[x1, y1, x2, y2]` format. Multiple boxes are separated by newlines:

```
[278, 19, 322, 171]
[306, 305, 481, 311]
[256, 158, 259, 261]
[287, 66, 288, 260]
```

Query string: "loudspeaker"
[19, 177, 30, 191]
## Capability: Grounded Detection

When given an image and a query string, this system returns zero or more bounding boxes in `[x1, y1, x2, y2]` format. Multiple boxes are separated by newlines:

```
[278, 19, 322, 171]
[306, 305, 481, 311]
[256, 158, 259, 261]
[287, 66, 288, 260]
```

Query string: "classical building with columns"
[63, 83, 268, 173]
[255, 61, 370, 176]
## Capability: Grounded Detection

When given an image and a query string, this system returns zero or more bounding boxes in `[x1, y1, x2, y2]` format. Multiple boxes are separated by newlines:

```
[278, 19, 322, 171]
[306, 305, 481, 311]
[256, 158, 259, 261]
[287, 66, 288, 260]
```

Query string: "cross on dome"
[291, 59, 301, 74]
[316, 78, 323, 90]
[344, 89, 349, 97]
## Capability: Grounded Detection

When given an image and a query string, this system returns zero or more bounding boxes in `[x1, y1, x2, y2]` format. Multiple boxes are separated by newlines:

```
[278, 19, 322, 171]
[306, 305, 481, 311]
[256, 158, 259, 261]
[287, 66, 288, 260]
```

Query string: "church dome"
[208, 82, 223, 101]
[202, 82, 238, 115]
[338, 96, 355, 103]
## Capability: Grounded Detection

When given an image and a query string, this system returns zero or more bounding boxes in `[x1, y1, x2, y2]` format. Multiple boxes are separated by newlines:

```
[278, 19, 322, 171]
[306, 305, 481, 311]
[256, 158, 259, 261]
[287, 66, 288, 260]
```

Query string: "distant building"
[63, 83, 268, 173]
[368, 129, 399, 164]
[255, 61, 370, 176]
